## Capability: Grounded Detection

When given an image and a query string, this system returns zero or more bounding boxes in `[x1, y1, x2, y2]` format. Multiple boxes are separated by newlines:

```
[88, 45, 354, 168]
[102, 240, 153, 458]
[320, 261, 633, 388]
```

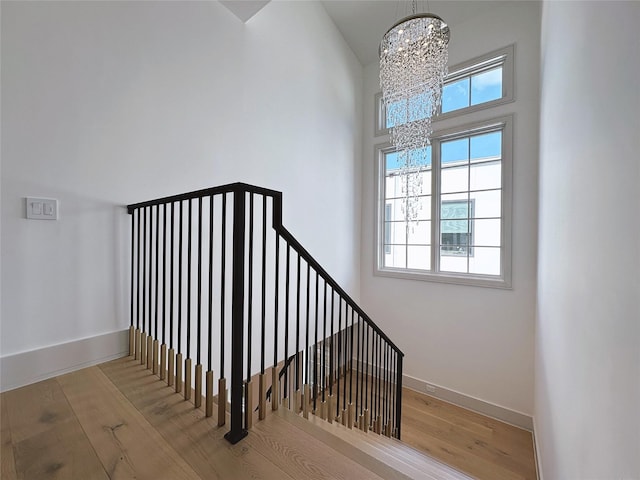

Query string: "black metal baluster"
[348, 307, 355, 427]
[396, 353, 403, 439]
[141, 207, 147, 365]
[168, 202, 175, 387]
[129, 209, 135, 355]
[245, 193, 254, 428]
[329, 287, 335, 422]
[385, 342, 389, 435]
[342, 303, 348, 423]
[272, 234, 280, 412]
[219, 193, 227, 426]
[336, 298, 342, 420]
[355, 314, 361, 427]
[391, 350, 396, 436]
[368, 326, 374, 431]
[147, 206, 153, 369]
[176, 202, 184, 393]
[206, 195, 214, 417]
[303, 262, 310, 418]
[295, 252, 301, 401]
[259, 195, 267, 420]
[321, 281, 327, 416]
[260, 195, 267, 375]
[221, 193, 227, 376]
[184, 199, 192, 401]
[155, 205, 159, 341]
[135, 209, 141, 359]
[153, 204, 159, 374]
[284, 243, 290, 405]
[161, 204, 167, 379]
[194, 197, 203, 408]
[313, 271, 319, 412]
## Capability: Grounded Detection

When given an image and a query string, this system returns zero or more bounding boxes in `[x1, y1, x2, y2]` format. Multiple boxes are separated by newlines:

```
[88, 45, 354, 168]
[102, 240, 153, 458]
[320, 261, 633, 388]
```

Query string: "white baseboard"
[403, 374, 534, 431]
[0, 329, 129, 392]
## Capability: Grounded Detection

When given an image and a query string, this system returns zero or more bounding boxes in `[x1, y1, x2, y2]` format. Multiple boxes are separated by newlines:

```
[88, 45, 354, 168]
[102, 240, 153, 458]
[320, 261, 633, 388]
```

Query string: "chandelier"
[380, 2, 450, 221]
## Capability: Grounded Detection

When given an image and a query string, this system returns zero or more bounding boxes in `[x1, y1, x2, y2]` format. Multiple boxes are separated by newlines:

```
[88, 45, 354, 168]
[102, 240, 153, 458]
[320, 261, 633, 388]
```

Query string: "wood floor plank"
[2, 379, 108, 480]
[1, 396, 18, 480]
[99, 357, 295, 480]
[56, 366, 202, 480]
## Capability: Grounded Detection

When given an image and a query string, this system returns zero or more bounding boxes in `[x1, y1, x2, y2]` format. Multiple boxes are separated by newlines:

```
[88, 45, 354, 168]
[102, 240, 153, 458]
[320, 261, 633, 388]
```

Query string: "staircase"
[126, 182, 403, 444]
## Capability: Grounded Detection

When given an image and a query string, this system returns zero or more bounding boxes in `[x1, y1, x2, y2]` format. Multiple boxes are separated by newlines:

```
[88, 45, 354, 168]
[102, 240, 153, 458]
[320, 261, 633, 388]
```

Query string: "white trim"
[403, 373, 533, 431]
[532, 416, 544, 480]
[374, 115, 513, 289]
[0, 329, 129, 392]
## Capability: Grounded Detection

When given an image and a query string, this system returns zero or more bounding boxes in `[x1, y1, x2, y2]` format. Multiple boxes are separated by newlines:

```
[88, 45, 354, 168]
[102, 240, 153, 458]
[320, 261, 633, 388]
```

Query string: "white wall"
[360, 1, 540, 417]
[1, 1, 362, 377]
[535, 1, 640, 478]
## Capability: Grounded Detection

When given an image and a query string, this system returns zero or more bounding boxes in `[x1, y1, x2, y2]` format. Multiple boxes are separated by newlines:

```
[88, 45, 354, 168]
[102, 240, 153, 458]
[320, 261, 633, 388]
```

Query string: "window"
[375, 116, 512, 288]
[375, 45, 514, 136]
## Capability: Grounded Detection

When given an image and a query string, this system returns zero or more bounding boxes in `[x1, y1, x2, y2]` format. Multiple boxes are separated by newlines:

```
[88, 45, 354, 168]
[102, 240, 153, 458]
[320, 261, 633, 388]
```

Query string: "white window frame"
[375, 44, 515, 137]
[374, 115, 513, 289]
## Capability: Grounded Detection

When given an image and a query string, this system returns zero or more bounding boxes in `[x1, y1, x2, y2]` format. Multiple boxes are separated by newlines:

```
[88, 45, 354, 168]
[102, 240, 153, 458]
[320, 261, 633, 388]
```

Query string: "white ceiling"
[320, 1, 504, 66]
[220, 0, 270, 23]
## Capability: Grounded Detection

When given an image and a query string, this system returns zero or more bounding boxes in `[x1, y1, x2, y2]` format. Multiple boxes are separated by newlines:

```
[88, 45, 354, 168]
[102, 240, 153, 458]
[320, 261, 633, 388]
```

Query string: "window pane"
[442, 78, 470, 113]
[384, 244, 406, 269]
[441, 165, 469, 194]
[386, 221, 407, 245]
[469, 247, 500, 275]
[470, 161, 501, 191]
[441, 192, 468, 205]
[471, 131, 501, 161]
[441, 138, 469, 165]
[440, 250, 468, 273]
[385, 151, 402, 171]
[472, 219, 501, 247]
[407, 245, 430, 270]
[385, 148, 432, 172]
[407, 220, 431, 244]
[386, 197, 430, 221]
[471, 67, 502, 105]
[471, 189, 501, 218]
[419, 170, 432, 195]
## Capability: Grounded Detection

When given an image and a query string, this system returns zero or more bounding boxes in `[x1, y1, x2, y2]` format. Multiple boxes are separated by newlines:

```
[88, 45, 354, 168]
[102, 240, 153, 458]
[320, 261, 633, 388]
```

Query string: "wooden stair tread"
[276, 406, 474, 480]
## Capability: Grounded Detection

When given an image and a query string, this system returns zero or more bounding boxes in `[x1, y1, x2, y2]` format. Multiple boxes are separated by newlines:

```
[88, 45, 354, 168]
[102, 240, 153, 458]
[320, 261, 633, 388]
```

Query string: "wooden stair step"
[276, 406, 473, 480]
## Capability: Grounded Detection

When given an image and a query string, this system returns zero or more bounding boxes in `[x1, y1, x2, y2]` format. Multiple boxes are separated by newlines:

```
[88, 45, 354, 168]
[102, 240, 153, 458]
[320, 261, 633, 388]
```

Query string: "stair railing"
[127, 183, 404, 444]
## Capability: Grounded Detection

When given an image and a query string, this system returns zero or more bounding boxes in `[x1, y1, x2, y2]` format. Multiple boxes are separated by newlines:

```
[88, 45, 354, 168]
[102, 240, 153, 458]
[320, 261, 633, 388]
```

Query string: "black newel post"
[225, 187, 249, 444]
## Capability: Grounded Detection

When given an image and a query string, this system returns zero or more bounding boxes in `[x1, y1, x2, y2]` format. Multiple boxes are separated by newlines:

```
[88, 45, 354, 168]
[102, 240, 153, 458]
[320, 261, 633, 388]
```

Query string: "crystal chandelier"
[380, 2, 450, 221]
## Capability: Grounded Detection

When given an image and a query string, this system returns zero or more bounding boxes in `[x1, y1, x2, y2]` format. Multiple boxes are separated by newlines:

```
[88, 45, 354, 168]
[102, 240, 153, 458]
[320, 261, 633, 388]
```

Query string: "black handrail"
[129, 183, 401, 353]
[127, 182, 404, 442]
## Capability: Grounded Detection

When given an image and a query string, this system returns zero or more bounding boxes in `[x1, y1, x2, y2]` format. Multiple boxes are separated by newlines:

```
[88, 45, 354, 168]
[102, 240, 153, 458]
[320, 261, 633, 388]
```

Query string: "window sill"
[374, 266, 512, 289]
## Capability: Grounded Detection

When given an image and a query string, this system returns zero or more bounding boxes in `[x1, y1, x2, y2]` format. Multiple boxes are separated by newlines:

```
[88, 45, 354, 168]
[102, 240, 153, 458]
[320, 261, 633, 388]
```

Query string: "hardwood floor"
[1, 357, 536, 479]
[402, 388, 537, 480]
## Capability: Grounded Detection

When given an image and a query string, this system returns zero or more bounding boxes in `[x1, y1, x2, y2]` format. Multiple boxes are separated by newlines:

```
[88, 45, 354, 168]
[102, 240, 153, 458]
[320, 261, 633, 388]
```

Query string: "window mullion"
[432, 139, 440, 273]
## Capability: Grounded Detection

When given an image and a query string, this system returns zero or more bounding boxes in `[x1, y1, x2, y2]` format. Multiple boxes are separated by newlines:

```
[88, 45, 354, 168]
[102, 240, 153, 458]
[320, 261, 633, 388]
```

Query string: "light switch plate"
[26, 197, 59, 220]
